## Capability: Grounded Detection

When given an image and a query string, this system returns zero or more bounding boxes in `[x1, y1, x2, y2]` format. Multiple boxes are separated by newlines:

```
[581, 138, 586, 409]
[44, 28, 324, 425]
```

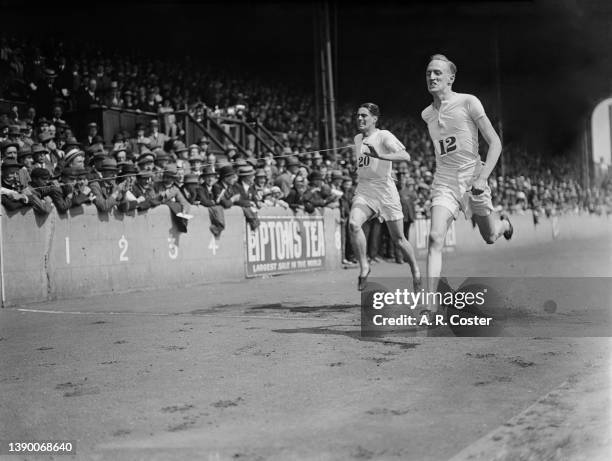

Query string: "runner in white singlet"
[349, 103, 421, 291]
[420, 54, 513, 318]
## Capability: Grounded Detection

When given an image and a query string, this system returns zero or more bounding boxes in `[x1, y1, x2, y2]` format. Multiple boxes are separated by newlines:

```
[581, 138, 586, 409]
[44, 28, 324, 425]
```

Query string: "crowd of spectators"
[1, 33, 611, 265]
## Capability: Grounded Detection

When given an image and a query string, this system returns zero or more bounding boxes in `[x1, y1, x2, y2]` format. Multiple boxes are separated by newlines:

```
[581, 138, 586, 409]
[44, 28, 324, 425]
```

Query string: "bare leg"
[349, 202, 376, 279]
[386, 218, 421, 289]
[426, 205, 455, 312]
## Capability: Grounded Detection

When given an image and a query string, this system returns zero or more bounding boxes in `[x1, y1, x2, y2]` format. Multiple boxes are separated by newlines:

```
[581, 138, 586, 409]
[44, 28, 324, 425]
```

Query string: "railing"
[64, 106, 159, 146]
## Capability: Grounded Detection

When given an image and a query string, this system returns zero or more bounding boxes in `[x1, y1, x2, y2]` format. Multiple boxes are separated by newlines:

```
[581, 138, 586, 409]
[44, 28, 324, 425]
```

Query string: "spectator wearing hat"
[39, 131, 61, 172]
[1, 141, 19, 161]
[1, 158, 31, 211]
[22, 167, 55, 215]
[262, 186, 289, 209]
[123, 90, 136, 110]
[17, 147, 34, 188]
[7, 125, 24, 150]
[180, 173, 202, 205]
[30, 143, 54, 174]
[174, 141, 191, 176]
[253, 168, 269, 203]
[274, 155, 300, 198]
[153, 164, 192, 225]
[188, 151, 204, 175]
[212, 164, 239, 208]
[89, 158, 124, 213]
[231, 164, 260, 208]
[126, 170, 159, 212]
[307, 170, 340, 209]
[49, 167, 92, 213]
[88, 147, 108, 180]
[285, 176, 316, 213]
[115, 164, 144, 212]
[136, 149, 156, 173]
[147, 119, 169, 150]
[197, 166, 218, 207]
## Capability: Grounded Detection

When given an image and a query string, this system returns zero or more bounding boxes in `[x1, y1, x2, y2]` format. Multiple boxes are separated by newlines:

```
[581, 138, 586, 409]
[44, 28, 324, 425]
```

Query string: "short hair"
[358, 102, 380, 117]
[429, 54, 457, 75]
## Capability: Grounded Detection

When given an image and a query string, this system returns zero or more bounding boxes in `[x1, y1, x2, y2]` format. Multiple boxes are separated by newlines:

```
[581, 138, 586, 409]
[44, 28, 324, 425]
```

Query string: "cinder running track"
[1, 237, 610, 460]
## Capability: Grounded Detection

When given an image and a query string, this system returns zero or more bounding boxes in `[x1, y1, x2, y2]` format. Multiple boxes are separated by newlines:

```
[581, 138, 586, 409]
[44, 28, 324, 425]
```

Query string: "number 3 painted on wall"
[119, 235, 129, 262]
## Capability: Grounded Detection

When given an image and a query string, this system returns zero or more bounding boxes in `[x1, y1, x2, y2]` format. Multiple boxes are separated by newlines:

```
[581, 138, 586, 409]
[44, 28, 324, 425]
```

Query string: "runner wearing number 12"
[349, 102, 421, 291]
[420, 54, 513, 317]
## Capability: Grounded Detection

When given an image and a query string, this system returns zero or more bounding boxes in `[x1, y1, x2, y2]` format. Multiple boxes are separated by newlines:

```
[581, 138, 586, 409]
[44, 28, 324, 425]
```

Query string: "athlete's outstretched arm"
[362, 141, 411, 162]
[472, 115, 502, 193]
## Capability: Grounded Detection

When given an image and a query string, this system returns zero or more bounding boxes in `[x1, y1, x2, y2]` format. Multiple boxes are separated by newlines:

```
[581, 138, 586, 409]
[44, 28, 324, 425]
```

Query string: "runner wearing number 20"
[421, 54, 513, 316]
[349, 102, 421, 291]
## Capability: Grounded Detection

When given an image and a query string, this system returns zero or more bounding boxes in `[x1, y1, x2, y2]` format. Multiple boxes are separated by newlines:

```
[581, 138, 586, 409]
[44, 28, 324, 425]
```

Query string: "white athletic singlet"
[421, 92, 485, 173]
[352, 129, 405, 221]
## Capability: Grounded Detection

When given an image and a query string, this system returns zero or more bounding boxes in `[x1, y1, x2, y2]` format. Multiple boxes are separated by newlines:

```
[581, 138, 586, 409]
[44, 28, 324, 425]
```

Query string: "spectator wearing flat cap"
[1, 158, 30, 211]
[88, 158, 125, 213]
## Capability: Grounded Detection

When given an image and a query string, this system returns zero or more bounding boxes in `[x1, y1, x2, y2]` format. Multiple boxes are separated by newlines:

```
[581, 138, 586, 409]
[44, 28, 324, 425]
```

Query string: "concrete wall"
[1, 204, 609, 307]
[1, 205, 342, 306]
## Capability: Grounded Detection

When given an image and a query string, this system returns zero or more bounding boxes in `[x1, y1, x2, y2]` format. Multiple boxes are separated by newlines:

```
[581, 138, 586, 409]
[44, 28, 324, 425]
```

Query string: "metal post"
[319, 5, 330, 150]
[494, 25, 505, 177]
[324, 1, 337, 155]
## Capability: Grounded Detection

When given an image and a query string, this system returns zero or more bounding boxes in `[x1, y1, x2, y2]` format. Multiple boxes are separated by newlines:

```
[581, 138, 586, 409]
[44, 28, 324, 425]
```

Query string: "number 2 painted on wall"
[119, 235, 129, 262]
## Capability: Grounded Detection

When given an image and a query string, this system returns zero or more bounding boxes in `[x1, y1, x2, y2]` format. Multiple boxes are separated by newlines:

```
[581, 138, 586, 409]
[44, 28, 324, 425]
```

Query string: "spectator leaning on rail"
[213, 164, 240, 209]
[17, 146, 34, 188]
[153, 164, 193, 231]
[49, 167, 92, 213]
[89, 158, 126, 213]
[1, 158, 30, 211]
